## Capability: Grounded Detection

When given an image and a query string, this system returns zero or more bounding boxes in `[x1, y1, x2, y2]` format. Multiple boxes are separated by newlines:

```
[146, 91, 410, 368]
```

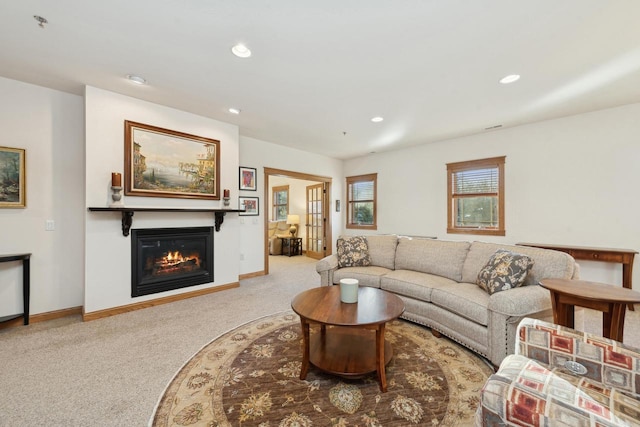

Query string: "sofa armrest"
[515, 318, 640, 395]
[488, 284, 551, 316]
[316, 254, 338, 286]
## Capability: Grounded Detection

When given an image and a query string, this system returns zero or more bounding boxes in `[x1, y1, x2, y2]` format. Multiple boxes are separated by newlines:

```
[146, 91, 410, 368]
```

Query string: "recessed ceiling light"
[228, 108, 241, 114]
[371, 116, 384, 123]
[126, 74, 147, 85]
[500, 74, 520, 84]
[231, 43, 251, 58]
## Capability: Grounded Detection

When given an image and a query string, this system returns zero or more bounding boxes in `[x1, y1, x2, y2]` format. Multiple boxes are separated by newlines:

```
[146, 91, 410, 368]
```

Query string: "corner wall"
[0, 76, 85, 317]
[238, 136, 344, 275]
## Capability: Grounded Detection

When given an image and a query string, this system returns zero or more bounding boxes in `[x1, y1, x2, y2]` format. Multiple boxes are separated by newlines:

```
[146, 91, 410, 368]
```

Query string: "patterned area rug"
[151, 311, 493, 426]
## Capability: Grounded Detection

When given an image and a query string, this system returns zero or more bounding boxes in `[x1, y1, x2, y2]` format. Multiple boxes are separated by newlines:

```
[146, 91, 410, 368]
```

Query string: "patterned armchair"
[477, 317, 640, 426]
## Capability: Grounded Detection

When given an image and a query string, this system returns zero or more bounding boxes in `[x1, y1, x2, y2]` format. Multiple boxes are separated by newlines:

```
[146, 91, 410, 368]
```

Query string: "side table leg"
[299, 318, 310, 379]
[376, 324, 387, 392]
[608, 303, 625, 342]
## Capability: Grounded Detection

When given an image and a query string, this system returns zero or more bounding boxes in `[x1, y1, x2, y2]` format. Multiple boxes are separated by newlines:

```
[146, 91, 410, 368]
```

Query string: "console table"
[0, 253, 31, 326]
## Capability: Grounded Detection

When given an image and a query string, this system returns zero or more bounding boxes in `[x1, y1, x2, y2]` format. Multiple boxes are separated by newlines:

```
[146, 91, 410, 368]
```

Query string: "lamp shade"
[287, 214, 300, 225]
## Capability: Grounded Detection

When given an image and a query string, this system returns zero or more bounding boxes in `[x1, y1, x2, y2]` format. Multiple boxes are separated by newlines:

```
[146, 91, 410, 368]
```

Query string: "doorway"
[264, 167, 332, 275]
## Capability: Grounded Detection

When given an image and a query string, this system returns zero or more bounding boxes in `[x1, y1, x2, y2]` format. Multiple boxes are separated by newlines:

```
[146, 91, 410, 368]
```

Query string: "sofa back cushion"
[365, 235, 399, 269]
[268, 220, 288, 238]
[462, 242, 576, 286]
[395, 239, 471, 282]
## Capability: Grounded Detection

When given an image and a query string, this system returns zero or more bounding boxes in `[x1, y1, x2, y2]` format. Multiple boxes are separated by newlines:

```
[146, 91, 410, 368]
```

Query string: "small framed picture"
[239, 196, 259, 216]
[239, 166, 257, 191]
[0, 146, 26, 208]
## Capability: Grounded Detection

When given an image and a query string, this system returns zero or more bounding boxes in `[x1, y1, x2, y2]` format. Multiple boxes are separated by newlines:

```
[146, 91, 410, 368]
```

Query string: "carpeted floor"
[151, 311, 493, 426]
[0, 255, 639, 426]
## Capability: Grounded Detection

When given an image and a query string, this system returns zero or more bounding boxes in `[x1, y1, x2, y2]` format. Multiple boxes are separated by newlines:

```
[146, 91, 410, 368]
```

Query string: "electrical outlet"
[45, 220, 55, 231]
[239, 253, 245, 261]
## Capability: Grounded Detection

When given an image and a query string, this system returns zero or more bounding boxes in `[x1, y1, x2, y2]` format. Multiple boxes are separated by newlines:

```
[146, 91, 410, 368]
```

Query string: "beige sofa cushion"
[333, 266, 391, 288]
[365, 235, 399, 269]
[461, 242, 576, 286]
[395, 239, 471, 282]
[431, 282, 490, 326]
[381, 270, 457, 302]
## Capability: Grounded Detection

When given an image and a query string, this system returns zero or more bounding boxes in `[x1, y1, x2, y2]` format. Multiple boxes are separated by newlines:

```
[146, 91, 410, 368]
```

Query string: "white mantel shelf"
[87, 207, 245, 236]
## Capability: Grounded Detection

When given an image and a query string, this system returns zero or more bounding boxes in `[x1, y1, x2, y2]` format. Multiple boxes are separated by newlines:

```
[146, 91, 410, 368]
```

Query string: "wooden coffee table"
[540, 278, 640, 342]
[291, 286, 405, 392]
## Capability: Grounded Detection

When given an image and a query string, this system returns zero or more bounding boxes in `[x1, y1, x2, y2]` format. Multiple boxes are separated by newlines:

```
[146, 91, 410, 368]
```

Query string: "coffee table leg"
[300, 318, 310, 379]
[376, 324, 387, 392]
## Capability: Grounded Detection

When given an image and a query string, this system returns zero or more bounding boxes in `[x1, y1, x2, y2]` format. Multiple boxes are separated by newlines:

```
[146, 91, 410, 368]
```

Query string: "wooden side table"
[280, 237, 302, 257]
[539, 278, 640, 342]
[0, 253, 31, 326]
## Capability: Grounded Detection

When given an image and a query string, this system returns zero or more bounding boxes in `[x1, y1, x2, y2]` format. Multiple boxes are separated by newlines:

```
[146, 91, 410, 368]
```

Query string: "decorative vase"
[339, 278, 359, 303]
[110, 186, 123, 207]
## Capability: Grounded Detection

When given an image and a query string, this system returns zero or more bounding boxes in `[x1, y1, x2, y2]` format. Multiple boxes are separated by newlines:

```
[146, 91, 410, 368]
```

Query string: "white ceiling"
[2, 1, 640, 159]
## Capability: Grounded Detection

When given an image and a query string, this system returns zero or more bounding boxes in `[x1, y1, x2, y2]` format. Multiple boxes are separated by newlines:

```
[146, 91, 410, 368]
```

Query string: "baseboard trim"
[0, 306, 83, 330]
[82, 282, 240, 322]
[239, 270, 265, 280]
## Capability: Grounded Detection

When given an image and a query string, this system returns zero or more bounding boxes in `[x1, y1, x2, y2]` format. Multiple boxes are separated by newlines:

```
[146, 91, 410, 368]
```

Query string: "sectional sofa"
[316, 235, 579, 367]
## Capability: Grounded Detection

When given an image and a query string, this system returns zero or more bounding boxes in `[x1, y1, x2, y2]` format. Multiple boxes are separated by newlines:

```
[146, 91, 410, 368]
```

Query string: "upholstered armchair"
[268, 220, 290, 255]
[477, 317, 640, 426]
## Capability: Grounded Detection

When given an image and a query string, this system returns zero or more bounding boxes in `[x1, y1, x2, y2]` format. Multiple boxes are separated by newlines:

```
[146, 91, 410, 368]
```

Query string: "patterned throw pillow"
[336, 236, 371, 268]
[476, 249, 534, 295]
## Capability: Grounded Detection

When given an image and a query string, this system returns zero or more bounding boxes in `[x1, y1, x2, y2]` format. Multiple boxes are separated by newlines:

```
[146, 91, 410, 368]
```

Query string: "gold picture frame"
[0, 146, 26, 208]
[124, 121, 220, 200]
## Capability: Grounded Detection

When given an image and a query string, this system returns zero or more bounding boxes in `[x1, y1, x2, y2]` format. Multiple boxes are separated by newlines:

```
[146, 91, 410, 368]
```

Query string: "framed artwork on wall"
[0, 146, 26, 208]
[239, 196, 259, 216]
[239, 166, 257, 191]
[124, 121, 220, 200]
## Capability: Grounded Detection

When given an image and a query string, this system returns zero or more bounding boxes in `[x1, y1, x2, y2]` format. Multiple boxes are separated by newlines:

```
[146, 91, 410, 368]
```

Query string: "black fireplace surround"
[131, 227, 214, 297]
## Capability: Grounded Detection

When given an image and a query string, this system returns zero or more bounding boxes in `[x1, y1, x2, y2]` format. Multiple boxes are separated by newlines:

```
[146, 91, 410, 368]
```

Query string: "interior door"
[306, 183, 325, 259]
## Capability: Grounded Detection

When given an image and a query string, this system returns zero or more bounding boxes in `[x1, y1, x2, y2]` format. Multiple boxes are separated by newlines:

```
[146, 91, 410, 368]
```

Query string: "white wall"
[239, 136, 344, 274]
[84, 87, 241, 314]
[0, 77, 85, 317]
[344, 102, 640, 289]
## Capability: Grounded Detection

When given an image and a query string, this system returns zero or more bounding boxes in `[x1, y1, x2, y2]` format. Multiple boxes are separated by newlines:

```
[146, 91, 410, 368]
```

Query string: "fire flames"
[153, 251, 201, 275]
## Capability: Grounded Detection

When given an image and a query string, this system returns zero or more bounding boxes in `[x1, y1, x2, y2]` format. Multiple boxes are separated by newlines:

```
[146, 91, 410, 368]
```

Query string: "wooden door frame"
[264, 167, 332, 275]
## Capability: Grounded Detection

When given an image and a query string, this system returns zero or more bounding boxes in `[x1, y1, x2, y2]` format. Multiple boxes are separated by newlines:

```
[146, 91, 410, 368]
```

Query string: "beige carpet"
[151, 311, 492, 426]
[0, 255, 639, 426]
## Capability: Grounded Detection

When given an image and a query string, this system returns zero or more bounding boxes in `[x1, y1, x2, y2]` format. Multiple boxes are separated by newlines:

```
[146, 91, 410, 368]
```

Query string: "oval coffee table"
[291, 286, 405, 392]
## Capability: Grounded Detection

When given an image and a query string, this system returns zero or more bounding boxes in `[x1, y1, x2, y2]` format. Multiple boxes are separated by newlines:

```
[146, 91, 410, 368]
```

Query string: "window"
[272, 185, 289, 221]
[447, 156, 505, 236]
[346, 173, 377, 230]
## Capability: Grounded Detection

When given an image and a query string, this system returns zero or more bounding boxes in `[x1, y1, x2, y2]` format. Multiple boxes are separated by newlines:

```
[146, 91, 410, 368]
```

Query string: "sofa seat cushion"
[395, 239, 471, 282]
[430, 283, 490, 326]
[365, 235, 398, 269]
[333, 266, 391, 288]
[462, 242, 576, 286]
[478, 354, 640, 427]
[381, 270, 457, 302]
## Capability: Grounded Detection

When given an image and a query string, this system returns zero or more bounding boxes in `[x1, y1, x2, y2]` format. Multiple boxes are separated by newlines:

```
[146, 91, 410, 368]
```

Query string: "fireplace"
[131, 227, 214, 297]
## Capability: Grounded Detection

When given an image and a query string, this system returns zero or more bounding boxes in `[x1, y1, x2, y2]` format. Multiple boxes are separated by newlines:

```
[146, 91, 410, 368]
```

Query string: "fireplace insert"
[131, 227, 214, 297]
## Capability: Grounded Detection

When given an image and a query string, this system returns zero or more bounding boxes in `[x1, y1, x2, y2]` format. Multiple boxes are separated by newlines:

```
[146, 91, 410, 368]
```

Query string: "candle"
[339, 278, 359, 303]
[111, 172, 122, 187]
[223, 189, 230, 198]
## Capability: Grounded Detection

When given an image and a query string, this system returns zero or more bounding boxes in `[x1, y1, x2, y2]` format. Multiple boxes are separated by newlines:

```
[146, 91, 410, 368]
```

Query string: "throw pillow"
[336, 236, 371, 268]
[476, 249, 534, 295]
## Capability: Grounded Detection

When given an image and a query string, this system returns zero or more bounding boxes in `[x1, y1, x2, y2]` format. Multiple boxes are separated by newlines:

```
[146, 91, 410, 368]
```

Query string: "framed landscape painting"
[124, 121, 220, 200]
[0, 146, 26, 208]
[239, 196, 259, 216]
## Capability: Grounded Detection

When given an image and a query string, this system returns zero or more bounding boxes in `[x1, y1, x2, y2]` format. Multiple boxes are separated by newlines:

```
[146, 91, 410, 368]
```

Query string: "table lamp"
[287, 214, 300, 237]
